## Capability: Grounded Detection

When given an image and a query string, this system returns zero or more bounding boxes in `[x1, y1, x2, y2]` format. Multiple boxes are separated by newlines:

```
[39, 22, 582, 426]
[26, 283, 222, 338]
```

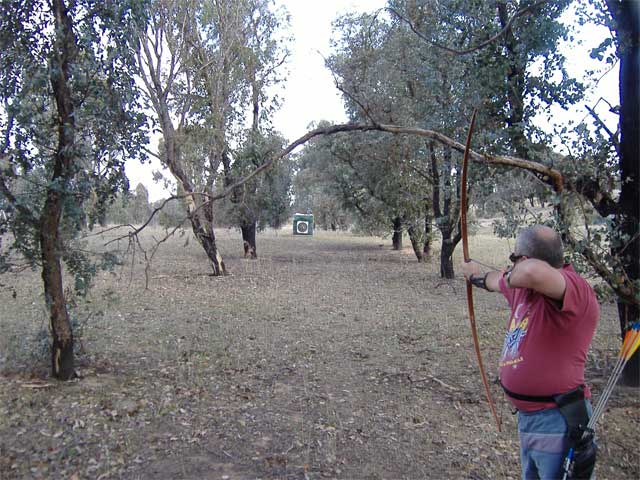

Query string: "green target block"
[293, 213, 314, 236]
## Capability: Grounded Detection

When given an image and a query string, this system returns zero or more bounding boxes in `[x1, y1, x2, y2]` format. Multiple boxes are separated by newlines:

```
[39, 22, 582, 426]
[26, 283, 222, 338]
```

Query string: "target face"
[296, 221, 309, 234]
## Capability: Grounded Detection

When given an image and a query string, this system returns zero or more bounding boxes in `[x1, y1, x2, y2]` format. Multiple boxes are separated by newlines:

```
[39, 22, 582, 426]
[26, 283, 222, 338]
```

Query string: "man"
[461, 225, 599, 479]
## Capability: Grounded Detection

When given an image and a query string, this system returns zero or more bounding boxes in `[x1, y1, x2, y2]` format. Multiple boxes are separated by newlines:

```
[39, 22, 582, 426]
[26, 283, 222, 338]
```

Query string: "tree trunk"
[241, 221, 257, 259]
[439, 225, 456, 279]
[164, 136, 226, 276]
[430, 140, 461, 279]
[407, 225, 424, 262]
[41, 217, 75, 380]
[611, 0, 640, 385]
[44, 0, 77, 380]
[423, 206, 432, 257]
[189, 209, 226, 276]
[392, 217, 403, 250]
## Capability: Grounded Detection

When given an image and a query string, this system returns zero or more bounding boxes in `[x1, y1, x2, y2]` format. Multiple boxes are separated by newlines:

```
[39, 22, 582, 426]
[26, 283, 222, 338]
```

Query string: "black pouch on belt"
[553, 386, 597, 480]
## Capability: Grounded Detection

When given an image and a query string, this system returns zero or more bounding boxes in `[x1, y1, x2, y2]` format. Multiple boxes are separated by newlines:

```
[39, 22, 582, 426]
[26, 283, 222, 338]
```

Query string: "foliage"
[220, 131, 293, 231]
[0, 0, 149, 294]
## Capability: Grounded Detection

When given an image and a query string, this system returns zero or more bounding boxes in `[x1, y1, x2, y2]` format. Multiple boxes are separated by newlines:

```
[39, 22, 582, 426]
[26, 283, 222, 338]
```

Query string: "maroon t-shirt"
[498, 264, 599, 412]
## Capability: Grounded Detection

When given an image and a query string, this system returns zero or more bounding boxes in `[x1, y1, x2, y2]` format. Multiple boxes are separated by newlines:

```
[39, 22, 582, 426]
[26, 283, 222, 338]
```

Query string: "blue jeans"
[517, 401, 593, 480]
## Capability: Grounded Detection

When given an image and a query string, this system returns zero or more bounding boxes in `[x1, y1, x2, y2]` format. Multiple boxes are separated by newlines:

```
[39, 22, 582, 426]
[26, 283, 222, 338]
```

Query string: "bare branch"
[104, 194, 191, 246]
[142, 146, 162, 161]
[563, 225, 638, 306]
[585, 105, 620, 153]
[387, 1, 549, 55]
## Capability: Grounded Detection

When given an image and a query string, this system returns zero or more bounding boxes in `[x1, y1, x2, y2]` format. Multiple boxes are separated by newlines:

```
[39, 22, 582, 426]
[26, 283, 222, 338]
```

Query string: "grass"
[0, 225, 637, 479]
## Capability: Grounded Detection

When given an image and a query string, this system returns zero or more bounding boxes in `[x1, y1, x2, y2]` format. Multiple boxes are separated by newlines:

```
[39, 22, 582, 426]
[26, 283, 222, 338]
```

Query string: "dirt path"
[1, 228, 637, 479]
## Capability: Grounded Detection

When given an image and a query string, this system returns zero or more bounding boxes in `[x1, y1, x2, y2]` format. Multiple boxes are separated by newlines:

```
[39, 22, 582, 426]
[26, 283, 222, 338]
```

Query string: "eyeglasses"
[509, 253, 525, 263]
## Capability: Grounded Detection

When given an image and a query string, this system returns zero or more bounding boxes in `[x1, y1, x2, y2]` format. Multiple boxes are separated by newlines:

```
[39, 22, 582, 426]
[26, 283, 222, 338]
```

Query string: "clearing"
[1, 227, 638, 479]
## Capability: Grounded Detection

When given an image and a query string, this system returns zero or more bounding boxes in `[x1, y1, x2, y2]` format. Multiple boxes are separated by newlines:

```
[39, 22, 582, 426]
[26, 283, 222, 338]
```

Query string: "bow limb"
[461, 109, 502, 432]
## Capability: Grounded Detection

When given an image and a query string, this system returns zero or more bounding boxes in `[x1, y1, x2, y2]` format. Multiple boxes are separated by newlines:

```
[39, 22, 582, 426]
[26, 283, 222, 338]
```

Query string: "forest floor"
[0, 226, 638, 480]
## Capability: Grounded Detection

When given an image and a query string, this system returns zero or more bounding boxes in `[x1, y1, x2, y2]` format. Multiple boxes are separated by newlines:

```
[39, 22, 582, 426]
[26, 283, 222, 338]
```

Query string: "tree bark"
[439, 229, 456, 279]
[41, 219, 75, 380]
[407, 224, 424, 262]
[44, 0, 78, 380]
[167, 139, 224, 275]
[189, 200, 226, 276]
[423, 203, 432, 257]
[241, 221, 257, 259]
[173, 167, 226, 276]
[392, 217, 403, 250]
[609, 0, 640, 385]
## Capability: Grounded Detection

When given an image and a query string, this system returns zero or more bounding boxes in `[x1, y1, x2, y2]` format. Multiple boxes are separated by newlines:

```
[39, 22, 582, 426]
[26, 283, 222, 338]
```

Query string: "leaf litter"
[0, 227, 638, 479]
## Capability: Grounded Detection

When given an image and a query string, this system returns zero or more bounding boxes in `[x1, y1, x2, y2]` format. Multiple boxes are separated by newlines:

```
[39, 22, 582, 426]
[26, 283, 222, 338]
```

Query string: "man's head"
[515, 225, 564, 268]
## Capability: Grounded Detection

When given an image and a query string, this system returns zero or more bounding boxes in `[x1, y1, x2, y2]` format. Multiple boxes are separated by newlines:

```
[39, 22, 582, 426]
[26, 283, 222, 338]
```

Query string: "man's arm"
[505, 258, 566, 301]
[460, 261, 502, 292]
[460, 259, 566, 299]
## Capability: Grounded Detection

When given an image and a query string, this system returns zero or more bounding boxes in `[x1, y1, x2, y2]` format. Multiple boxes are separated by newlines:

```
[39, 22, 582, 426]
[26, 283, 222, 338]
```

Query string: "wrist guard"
[469, 272, 490, 291]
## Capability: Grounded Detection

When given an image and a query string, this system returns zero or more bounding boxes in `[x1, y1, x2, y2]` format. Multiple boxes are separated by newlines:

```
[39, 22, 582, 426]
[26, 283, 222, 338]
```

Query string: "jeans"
[517, 401, 593, 480]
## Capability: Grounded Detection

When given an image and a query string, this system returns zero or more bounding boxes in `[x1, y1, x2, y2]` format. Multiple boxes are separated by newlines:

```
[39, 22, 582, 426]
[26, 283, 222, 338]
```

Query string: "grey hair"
[516, 225, 564, 268]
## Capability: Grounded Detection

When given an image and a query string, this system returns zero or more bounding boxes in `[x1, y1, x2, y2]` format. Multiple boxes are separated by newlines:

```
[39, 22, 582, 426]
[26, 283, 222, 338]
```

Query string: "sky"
[271, 0, 387, 142]
[128, 1, 618, 202]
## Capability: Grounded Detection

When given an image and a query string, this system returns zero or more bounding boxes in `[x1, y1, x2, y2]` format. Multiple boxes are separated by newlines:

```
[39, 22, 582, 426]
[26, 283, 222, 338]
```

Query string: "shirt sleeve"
[560, 270, 592, 317]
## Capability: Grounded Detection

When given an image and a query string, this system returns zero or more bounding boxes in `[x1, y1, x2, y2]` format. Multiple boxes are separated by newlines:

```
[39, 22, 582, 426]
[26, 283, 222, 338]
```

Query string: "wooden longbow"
[460, 109, 502, 432]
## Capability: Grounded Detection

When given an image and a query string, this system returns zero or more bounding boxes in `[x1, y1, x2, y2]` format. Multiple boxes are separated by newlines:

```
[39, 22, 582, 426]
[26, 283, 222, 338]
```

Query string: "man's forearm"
[469, 270, 502, 292]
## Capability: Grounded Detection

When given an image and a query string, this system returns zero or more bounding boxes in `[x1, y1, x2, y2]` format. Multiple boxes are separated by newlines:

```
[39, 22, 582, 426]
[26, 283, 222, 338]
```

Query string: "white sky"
[271, 0, 387, 142]
[128, 1, 618, 202]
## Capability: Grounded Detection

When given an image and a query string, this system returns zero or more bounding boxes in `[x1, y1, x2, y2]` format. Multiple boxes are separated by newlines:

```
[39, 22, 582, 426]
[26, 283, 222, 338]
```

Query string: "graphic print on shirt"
[500, 303, 529, 368]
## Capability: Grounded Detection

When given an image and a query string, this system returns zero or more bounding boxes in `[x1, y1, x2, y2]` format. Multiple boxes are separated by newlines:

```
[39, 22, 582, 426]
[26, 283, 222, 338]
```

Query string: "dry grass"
[0, 225, 637, 479]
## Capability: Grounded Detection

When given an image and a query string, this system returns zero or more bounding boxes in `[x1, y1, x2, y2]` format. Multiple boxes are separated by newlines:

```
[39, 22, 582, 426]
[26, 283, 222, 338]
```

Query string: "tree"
[131, 183, 152, 224]
[219, 132, 293, 256]
[138, 0, 290, 266]
[136, 0, 227, 275]
[594, 0, 639, 384]
[326, 13, 433, 259]
[0, 0, 148, 379]
[222, 1, 292, 257]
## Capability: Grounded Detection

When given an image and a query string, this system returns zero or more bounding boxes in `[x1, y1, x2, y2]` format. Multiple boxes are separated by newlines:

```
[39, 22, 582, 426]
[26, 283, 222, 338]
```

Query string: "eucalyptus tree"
[218, 0, 292, 257]
[138, 0, 289, 264]
[328, 8, 479, 272]
[0, 0, 149, 379]
[326, 14, 396, 240]
[219, 132, 293, 257]
[137, 0, 227, 275]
